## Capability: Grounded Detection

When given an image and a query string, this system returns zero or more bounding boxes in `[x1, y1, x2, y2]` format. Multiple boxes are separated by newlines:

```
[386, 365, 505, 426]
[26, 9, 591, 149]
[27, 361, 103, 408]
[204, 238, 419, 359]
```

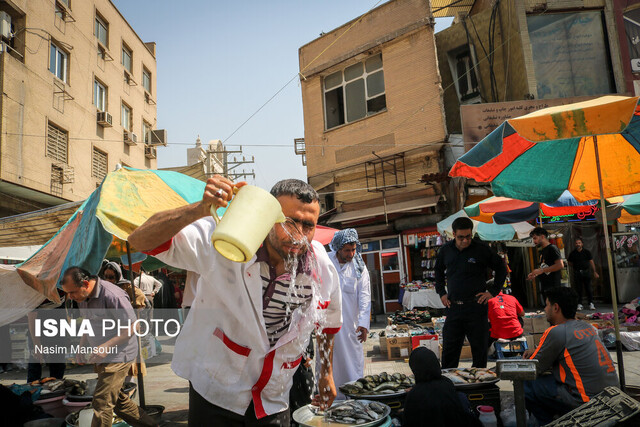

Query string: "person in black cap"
[404, 347, 481, 427]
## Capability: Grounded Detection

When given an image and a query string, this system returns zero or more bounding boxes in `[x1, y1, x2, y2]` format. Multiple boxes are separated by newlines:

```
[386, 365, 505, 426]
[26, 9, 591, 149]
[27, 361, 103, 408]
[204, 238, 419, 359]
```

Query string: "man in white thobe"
[328, 229, 371, 395]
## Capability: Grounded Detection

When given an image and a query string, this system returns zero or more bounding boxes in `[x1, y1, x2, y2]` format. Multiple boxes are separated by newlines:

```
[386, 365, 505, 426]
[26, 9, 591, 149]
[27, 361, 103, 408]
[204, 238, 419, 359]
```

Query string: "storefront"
[536, 209, 614, 303]
[361, 236, 404, 314]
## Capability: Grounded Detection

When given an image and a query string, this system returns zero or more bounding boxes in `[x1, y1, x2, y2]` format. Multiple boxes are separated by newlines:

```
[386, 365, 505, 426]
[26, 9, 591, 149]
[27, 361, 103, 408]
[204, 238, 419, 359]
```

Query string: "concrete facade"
[436, 0, 626, 134]
[0, 0, 161, 217]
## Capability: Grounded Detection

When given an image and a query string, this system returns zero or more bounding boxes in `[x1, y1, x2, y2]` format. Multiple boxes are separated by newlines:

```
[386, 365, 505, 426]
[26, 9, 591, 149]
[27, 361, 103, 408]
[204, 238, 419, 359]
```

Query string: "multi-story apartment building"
[298, 0, 457, 313]
[0, 0, 165, 218]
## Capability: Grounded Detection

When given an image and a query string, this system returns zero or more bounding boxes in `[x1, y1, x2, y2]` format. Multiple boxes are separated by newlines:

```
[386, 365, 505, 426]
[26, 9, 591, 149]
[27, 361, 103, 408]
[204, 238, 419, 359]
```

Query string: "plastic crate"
[547, 387, 640, 426]
[458, 384, 501, 418]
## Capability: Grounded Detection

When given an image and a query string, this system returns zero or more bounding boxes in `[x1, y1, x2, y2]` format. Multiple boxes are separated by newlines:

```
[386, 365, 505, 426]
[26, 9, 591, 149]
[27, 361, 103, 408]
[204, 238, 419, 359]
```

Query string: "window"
[527, 11, 615, 99]
[92, 148, 108, 181]
[59, 0, 69, 7]
[49, 42, 68, 82]
[46, 122, 68, 164]
[323, 53, 386, 130]
[95, 13, 108, 46]
[122, 44, 132, 74]
[121, 102, 132, 131]
[142, 67, 151, 93]
[142, 120, 151, 144]
[449, 47, 480, 102]
[94, 79, 106, 111]
[55, 3, 66, 20]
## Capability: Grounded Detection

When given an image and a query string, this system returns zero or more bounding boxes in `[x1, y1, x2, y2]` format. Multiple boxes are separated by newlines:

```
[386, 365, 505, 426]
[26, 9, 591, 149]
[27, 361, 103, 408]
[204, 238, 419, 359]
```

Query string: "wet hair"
[270, 179, 319, 204]
[452, 217, 473, 232]
[545, 286, 579, 319]
[62, 266, 96, 287]
[530, 227, 548, 238]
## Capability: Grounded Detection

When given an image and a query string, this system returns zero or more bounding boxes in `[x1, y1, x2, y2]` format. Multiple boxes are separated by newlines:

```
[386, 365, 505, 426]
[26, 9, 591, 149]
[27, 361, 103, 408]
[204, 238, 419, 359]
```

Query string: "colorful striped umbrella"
[450, 95, 640, 387]
[464, 191, 598, 224]
[450, 96, 640, 203]
[437, 210, 534, 241]
[15, 167, 206, 303]
[618, 193, 640, 224]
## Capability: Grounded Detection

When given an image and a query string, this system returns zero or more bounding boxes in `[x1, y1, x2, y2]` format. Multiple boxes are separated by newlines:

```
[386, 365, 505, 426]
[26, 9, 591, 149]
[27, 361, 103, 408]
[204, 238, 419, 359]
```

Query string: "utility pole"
[209, 145, 256, 181]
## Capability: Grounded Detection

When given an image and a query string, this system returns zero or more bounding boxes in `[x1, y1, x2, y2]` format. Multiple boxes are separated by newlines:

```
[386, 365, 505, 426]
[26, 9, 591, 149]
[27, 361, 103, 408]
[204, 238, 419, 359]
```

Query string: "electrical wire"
[2, 131, 464, 148]
[222, 0, 387, 143]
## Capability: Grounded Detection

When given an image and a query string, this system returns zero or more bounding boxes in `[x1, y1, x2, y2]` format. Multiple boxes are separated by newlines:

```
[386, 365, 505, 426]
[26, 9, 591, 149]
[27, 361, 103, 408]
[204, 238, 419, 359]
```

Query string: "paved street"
[2, 317, 640, 425]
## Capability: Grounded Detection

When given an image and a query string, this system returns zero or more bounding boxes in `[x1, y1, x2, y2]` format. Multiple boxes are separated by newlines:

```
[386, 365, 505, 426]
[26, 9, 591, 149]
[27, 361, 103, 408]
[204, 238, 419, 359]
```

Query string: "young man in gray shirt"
[522, 287, 618, 425]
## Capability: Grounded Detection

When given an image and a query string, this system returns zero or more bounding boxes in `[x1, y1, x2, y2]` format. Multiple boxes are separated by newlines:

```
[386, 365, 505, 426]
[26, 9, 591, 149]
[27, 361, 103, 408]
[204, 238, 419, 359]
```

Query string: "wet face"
[575, 239, 583, 250]
[62, 278, 91, 302]
[266, 195, 320, 260]
[102, 267, 118, 285]
[337, 242, 357, 264]
[454, 229, 473, 250]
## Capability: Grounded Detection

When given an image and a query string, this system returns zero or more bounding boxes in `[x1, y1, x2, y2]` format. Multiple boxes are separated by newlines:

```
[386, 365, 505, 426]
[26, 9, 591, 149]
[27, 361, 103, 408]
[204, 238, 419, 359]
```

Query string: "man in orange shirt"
[522, 287, 618, 425]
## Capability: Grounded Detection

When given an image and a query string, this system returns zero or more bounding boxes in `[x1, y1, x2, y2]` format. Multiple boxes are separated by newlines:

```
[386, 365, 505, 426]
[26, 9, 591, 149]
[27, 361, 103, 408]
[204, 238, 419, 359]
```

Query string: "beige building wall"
[0, 0, 159, 214]
[298, 0, 447, 209]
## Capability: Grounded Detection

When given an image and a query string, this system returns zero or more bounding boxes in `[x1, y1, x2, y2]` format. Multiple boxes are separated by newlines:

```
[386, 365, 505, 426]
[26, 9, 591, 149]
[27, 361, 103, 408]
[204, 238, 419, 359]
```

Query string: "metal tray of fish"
[342, 382, 410, 399]
[339, 372, 414, 397]
[293, 399, 391, 426]
[442, 368, 500, 389]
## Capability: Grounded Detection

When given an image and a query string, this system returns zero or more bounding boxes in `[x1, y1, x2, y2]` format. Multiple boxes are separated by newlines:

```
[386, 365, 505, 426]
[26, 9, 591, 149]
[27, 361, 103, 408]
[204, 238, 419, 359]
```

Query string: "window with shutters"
[46, 122, 68, 164]
[92, 148, 108, 181]
[51, 165, 63, 197]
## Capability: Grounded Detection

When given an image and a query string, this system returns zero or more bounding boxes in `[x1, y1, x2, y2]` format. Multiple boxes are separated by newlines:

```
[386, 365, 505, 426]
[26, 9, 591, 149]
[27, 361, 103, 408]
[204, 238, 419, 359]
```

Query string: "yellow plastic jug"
[210, 185, 286, 262]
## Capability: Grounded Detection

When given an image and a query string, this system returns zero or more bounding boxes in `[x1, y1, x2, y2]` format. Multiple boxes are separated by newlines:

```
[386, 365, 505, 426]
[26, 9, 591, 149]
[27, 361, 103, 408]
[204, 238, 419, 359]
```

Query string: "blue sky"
[112, 0, 452, 189]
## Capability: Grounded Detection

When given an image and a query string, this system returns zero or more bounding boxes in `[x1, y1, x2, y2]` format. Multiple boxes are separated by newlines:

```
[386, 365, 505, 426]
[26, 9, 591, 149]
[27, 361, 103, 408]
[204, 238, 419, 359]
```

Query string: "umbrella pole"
[126, 241, 147, 407]
[593, 135, 625, 389]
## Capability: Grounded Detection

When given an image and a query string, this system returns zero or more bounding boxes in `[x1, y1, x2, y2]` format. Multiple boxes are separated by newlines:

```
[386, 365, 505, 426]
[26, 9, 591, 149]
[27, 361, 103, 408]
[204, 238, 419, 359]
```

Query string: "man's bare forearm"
[128, 202, 208, 252]
[317, 333, 335, 376]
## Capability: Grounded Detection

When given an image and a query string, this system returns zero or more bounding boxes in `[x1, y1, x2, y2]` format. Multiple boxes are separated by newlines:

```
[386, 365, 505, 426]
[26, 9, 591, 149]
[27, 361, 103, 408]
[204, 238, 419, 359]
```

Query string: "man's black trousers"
[441, 302, 489, 368]
[188, 383, 289, 426]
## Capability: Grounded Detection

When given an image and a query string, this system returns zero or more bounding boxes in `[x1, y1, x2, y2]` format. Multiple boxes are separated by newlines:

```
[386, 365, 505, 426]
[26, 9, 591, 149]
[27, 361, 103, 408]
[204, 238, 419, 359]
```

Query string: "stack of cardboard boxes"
[523, 313, 551, 349]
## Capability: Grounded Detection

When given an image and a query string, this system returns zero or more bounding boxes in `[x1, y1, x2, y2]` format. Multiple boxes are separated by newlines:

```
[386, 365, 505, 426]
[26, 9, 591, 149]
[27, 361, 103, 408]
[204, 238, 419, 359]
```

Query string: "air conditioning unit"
[124, 131, 137, 145]
[0, 11, 11, 40]
[149, 129, 167, 146]
[97, 111, 113, 127]
[144, 145, 156, 159]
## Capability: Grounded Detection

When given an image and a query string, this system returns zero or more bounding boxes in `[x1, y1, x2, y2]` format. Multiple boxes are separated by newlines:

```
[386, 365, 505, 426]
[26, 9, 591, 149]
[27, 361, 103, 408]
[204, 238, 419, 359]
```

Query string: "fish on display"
[442, 367, 497, 384]
[324, 400, 387, 424]
[339, 372, 415, 395]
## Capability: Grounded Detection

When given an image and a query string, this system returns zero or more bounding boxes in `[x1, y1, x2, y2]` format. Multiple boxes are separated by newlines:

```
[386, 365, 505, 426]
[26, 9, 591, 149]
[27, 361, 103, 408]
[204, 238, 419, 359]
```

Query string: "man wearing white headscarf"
[328, 229, 371, 394]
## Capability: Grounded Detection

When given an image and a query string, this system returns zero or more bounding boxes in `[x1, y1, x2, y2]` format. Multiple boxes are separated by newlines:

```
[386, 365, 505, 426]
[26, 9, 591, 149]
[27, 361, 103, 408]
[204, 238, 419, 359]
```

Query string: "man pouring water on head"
[129, 176, 342, 426]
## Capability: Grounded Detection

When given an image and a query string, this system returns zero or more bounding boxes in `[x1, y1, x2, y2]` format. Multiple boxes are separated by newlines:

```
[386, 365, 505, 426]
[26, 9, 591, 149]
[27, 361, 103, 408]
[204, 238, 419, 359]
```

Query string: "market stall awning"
[327, 196, 440, 224]
[0, 201, 82, 247]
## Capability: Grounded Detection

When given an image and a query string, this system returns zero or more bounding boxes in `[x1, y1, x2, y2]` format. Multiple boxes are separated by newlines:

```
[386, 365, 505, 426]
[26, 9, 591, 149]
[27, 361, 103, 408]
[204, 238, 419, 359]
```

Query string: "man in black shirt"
[528, 227, 563, 306]
[435, 217, 507, 368]
[567, 237, 599, 311]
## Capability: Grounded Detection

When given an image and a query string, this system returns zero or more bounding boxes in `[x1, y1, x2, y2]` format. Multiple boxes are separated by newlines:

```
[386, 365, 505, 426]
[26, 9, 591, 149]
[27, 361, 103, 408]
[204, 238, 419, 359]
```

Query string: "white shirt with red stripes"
[150, 217, 342, 418]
